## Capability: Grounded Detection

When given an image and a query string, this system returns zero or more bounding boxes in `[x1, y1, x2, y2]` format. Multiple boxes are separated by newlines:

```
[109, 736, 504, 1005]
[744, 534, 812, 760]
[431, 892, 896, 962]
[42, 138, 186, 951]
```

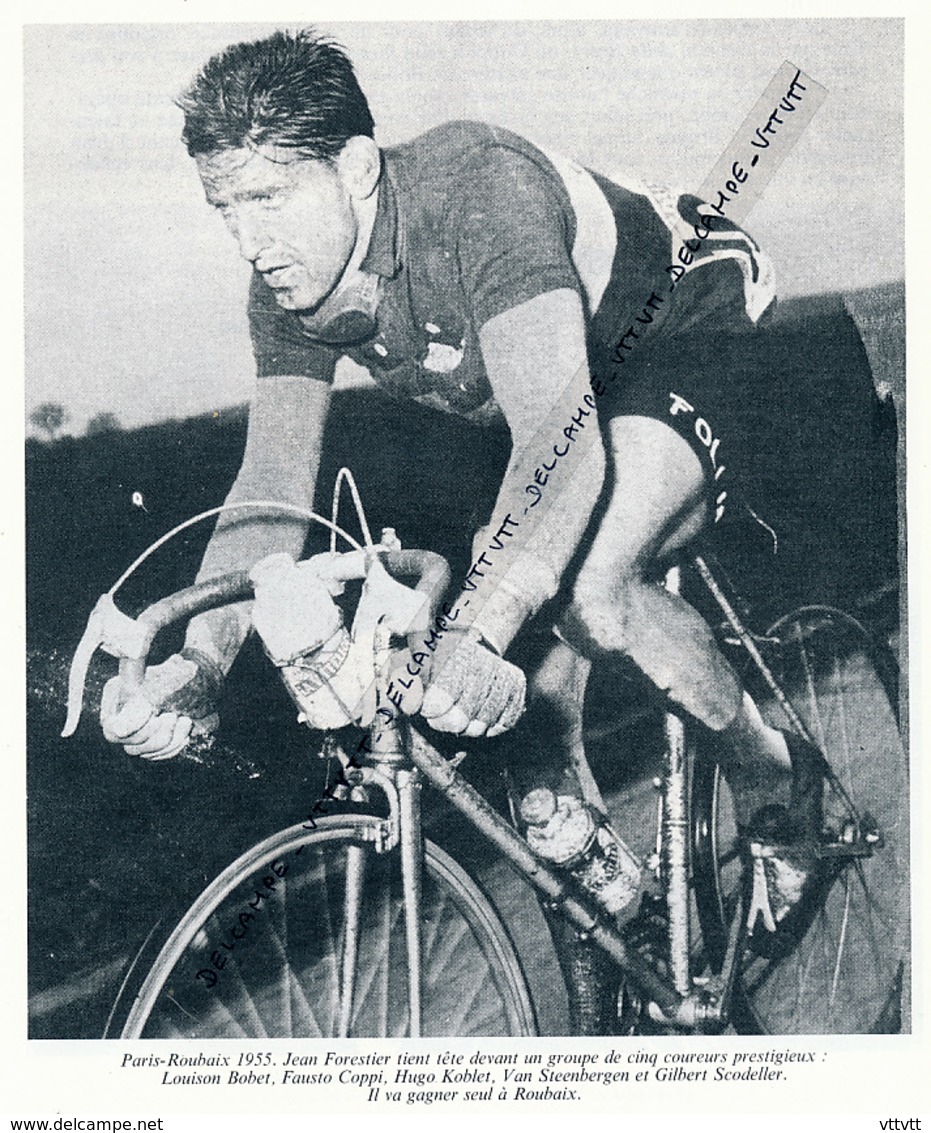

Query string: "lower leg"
[503, 634, 596, 802]
[545, 912, 620, 1036]
[510, 637, 626, 1034]
[716, 692, 793, 824]
[569, 571, 794, 825]
[525, 638, 606, 809]
[565, 416, 794, 825]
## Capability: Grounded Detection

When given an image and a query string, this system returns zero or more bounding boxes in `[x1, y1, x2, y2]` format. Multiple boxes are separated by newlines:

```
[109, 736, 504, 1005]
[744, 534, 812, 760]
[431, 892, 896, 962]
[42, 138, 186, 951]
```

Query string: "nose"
[236, 218, 268, 264]
[225, 206, 268, 264]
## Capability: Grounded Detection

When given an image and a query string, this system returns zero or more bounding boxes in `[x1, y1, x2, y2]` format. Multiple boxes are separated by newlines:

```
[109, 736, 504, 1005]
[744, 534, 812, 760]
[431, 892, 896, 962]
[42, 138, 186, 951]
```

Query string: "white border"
[7, 3, 930, 1126]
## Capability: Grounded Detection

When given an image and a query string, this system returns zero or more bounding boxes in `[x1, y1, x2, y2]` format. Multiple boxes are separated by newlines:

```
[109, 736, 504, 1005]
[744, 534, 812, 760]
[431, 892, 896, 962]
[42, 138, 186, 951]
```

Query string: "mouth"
[259, 264, 298, 289]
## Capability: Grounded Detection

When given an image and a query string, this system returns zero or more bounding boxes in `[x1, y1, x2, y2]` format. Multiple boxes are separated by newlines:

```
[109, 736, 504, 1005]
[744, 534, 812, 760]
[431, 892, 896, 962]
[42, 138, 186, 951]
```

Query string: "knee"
[528, 637, 588, 697]
[562, 568, 639, 660]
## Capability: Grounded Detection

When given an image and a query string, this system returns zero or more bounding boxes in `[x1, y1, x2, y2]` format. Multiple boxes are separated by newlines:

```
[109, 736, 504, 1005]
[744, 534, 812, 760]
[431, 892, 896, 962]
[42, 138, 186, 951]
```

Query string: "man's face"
[196, 146, 359, 312]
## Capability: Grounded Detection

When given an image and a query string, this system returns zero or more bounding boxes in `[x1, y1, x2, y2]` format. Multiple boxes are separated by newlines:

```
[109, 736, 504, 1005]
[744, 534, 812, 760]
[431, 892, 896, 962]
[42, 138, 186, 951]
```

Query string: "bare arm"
[469, 288, 606, 654]
[184, 374, 332, 672]
[418, 288, 602, 737]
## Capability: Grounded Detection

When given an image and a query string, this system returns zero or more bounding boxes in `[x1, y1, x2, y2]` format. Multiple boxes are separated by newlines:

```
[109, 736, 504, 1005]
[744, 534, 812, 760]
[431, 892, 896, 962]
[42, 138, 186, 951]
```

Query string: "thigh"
[567, 416, 744, 726]
[587, 414, 709, 577]
[591, 318, 774, 534]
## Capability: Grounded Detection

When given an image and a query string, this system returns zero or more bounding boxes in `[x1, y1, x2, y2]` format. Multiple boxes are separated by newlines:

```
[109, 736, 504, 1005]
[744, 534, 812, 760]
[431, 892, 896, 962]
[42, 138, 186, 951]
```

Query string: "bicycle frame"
[351, 616, 729, 1033]
[344, 555, 883, 1035]
[68, 535, 895, 1037]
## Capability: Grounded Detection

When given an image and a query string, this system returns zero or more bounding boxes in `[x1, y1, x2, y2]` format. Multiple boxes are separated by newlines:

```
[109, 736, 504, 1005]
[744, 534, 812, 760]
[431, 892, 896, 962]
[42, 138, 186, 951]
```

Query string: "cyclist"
[100, 29, 850, 1031]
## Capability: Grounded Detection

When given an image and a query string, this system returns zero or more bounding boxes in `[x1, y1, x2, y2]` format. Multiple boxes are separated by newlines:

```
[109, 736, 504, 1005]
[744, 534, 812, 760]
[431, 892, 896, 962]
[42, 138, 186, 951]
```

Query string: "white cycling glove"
[100, 649, 223, 760]
[421, 628, 526, 738]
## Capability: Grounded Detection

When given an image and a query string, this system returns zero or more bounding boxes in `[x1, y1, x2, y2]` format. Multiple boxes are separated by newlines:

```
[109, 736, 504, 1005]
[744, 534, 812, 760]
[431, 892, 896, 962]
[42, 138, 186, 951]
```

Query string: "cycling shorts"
[590, 296, 881, 532]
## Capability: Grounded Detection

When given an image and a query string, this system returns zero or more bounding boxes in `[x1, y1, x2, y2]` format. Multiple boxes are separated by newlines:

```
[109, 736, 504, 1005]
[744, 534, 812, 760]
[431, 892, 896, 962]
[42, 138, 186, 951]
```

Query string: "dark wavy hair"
[178, 29, 375, 160]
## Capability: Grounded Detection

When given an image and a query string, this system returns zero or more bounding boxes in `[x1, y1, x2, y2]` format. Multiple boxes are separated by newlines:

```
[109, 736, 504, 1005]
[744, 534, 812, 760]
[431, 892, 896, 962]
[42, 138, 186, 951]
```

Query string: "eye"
[252, 191, 284, 210]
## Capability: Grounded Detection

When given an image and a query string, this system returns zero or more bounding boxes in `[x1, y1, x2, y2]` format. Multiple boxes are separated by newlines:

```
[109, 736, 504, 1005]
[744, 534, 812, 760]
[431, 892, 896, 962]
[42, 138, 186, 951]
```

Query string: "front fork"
[397, 767, 424, 1037]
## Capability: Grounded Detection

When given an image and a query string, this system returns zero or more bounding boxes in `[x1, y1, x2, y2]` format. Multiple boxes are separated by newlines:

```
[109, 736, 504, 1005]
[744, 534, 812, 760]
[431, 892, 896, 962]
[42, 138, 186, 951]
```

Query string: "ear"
[336, 136, 381, 201]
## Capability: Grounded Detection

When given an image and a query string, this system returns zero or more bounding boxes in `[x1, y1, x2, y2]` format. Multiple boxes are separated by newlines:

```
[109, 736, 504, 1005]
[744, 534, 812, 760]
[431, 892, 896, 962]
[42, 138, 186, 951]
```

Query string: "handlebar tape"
[62, 549, 450, 738]
[119, 571, 252, 690]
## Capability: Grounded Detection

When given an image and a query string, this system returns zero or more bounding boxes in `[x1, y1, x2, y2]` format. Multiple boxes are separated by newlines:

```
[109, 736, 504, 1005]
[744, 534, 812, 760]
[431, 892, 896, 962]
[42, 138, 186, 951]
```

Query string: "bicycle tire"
[108, 814, 537, 1038]
[691, 606, 909, 1034]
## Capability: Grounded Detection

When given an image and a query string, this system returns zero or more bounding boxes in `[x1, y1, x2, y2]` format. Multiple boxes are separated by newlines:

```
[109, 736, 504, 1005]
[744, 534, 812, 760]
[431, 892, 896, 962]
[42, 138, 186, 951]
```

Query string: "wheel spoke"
[316, 846, 343, 1031]
[350, 860, 406, 1035]
[273, 875, 292, 1036]
[337, 844, 366, 1037]
[117, 818, 534, 1039]
[194, 984, 251, 1038]
[427, 900, 473, 983]
[829, 872, 853, 1008]
[695, 610, 908, 1034]
[285, 957, 325, 1038]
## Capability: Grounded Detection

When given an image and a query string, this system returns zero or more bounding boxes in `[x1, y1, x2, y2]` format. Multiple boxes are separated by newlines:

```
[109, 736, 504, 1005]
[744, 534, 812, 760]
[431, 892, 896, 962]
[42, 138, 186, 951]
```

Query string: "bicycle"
[61, 481, 908, 1038]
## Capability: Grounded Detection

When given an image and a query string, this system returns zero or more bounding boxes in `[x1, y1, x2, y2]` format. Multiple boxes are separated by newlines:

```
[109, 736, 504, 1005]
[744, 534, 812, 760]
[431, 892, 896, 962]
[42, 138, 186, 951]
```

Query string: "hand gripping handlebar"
[62, 548, 451, 738]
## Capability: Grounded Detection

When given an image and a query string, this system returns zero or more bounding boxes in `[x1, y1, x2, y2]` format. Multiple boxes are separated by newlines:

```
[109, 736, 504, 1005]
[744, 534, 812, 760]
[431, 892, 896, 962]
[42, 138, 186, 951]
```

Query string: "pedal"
[819, 814, 883, 860]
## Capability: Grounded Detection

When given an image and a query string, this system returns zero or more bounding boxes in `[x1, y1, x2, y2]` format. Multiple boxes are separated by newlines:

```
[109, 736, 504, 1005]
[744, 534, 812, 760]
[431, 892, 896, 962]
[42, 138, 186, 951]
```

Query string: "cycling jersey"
[248, 120, 774, 431]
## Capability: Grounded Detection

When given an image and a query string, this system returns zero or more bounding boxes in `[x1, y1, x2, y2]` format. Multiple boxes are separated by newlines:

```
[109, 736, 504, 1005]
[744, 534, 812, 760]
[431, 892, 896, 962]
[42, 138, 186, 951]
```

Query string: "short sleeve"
[451, 146, 581, 329]
[248, 271, 340, 382]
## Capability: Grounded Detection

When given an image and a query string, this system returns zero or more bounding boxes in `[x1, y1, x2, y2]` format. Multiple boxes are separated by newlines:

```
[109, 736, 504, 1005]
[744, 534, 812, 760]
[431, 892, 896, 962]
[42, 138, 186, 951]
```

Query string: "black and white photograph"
[14, 8, 927, 1122]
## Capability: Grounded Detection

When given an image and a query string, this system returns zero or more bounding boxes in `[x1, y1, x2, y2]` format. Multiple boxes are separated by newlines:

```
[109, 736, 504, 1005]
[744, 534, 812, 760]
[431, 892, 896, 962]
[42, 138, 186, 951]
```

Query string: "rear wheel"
[692, 607, 908, 1033]
[108, 814, 536, 1038]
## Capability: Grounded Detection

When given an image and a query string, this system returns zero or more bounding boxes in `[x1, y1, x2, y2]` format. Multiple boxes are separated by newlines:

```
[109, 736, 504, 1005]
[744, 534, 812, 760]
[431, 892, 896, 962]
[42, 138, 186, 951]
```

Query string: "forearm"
[465, 288, 603, 655]
[468, 438, 605, 654]
[184, 375, 330, 671]
[185, 477, 317, 672]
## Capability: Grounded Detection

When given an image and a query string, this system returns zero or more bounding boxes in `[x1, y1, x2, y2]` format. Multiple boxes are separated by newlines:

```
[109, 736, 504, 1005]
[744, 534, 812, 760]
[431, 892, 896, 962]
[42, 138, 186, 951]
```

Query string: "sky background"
[24, 19, 904, 435]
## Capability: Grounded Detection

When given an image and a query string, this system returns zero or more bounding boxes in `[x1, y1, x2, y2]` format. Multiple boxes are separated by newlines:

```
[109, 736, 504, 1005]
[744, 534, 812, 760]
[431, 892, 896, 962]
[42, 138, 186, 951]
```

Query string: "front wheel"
[107, 814, 536, 1038]
[691, 607, 909, 1034]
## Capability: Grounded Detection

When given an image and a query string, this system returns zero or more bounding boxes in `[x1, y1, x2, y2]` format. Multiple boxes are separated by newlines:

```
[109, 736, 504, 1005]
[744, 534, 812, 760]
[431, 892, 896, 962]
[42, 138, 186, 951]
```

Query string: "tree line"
[29, 403, 121, 441]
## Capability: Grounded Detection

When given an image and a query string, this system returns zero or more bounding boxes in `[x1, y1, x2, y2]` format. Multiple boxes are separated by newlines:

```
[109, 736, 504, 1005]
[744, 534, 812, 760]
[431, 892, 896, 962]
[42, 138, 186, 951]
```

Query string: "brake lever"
[61, 593, 149, 738]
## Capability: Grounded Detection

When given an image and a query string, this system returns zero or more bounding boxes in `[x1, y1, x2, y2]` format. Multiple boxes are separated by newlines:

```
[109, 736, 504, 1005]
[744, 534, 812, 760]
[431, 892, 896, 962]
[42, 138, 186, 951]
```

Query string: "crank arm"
[644, 896, 748, 1033]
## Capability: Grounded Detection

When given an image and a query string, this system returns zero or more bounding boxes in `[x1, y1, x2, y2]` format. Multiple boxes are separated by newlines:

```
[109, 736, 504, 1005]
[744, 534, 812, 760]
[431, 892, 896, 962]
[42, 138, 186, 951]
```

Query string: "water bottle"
[520, 788, 641, 916]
